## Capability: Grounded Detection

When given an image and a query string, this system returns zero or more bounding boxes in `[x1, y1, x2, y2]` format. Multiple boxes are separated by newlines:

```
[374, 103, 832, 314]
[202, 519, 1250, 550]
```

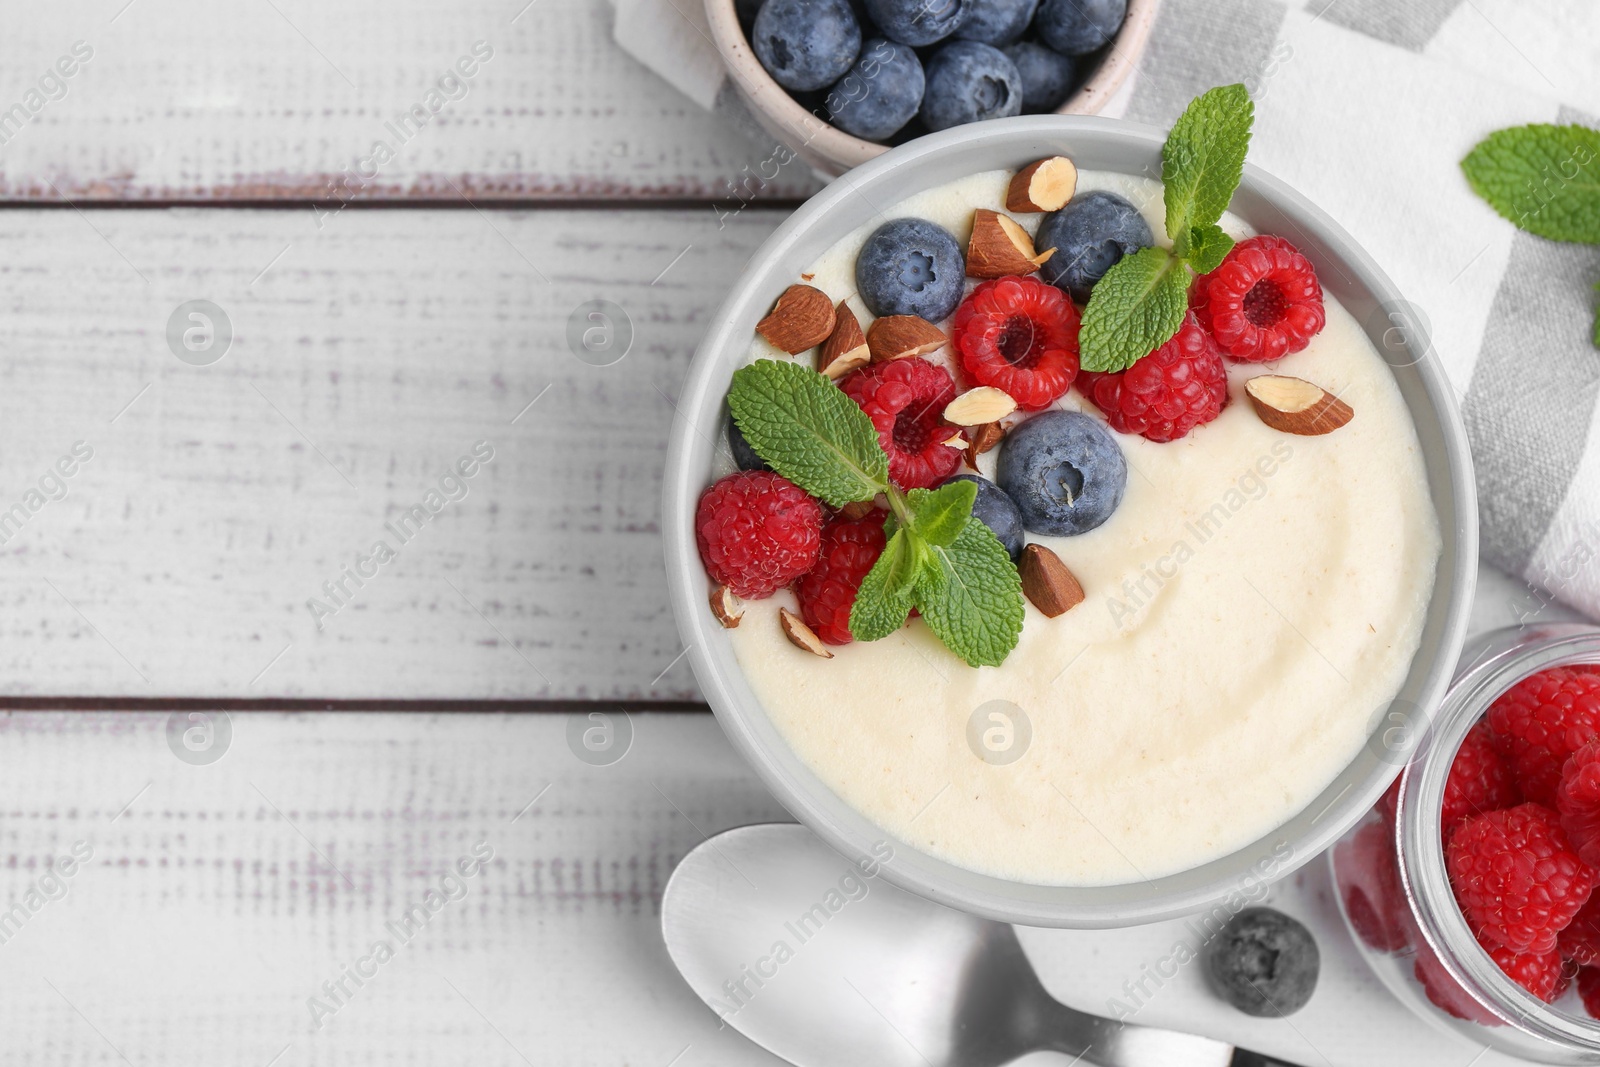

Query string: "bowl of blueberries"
[706, 0, 1158, 175]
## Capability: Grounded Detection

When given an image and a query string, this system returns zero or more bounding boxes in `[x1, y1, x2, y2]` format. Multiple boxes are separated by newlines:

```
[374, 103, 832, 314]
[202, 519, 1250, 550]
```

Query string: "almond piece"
[779, 607, 833, 658]
[709, 585, 744, 628]
[867, 315, 946, 363]
[964, 421, 1005, 470]
[818, 302, 870, 379]
[837, 500, 877, 521]
[757, 284, 836, 354]
[1245, 375, 1354, 436]
[942, 431, 967, 450]
[1019, 544, 1084, 618]
[1006, 156, 1078, 213]
[943, 385, 1018, 426]
[966, 209, 1055, 279]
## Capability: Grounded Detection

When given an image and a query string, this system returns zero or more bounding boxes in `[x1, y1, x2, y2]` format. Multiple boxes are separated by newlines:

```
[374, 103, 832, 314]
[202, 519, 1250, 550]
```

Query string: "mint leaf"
[1078, 246, 1190, 372]
[1462, 124, 1600, 244]
[728, 359, 888, 506]
[849, 529, 918, 641]
[904, 479, 976, 549]
[1163, 84, 1254, 244]
[1183, 223, 1235, 275]
[916, 516, 1024, 668]
[1593, 281, 1600, 347]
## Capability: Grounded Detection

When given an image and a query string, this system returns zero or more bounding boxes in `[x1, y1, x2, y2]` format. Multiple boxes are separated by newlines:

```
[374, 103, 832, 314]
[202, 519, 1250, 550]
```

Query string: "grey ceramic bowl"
[661, 115, 1478, 928]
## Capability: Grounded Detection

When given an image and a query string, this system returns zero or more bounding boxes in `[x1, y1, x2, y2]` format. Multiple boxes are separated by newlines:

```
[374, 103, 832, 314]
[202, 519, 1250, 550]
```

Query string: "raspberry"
[839, 357, 962, 490]
[1334, 819, 1410, 954]
[951, 275, 1080, 410]
[1559, 738, 1600, 868]
[1413, 940, 1501, 1025]
[1581, 968, 1600, 1018]
[1447, 803, 1593, 955]
[1560, 892, 1600, 966]
[694, 471, 824, 599]
[1480, 933, 1568, 1002]
[1442, 721, 1522, 835]
[1488, 667, 1600, 806]
[1190, 235, 1326, 362]
[794, 510, 887, 645]
[1076, 313, 1228, 442]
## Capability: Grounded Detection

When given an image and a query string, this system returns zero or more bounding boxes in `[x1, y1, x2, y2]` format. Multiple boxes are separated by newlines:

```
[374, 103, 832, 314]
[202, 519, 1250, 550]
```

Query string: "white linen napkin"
[617, 0, 1600, 620]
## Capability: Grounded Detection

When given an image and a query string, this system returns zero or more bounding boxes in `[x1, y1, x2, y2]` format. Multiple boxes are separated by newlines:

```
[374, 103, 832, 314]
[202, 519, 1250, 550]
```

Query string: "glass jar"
[1331, 623, 1600, 1063]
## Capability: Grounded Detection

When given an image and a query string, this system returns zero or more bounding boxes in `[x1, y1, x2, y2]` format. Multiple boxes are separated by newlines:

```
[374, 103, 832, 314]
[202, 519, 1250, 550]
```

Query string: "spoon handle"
[1032, 999, 1315, 1067]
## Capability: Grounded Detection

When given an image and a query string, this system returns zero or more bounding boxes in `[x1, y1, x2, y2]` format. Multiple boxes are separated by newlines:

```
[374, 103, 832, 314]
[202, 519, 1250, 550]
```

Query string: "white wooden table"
[0, 2, 1590, 1064]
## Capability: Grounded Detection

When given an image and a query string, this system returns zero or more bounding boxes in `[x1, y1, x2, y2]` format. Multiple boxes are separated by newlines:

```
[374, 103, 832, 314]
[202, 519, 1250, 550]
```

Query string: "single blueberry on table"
[826, 39, 925, 142]
[863, 0, 969, 47]
[1035, 190, 1153, 303]
[1003, 41, 1076, 112]
[855, 217, 966, 322]
[727, 415, 770, 472]
[1034, 0, 1126, 56]
[1203, 907, 1321, 1017]
[919, 40, 1023, 132]
[946, 474, 1025, 560]
[996, 410, 1125, 536]
[752, 0, 862, 92]
[955, 0, 1037, 46]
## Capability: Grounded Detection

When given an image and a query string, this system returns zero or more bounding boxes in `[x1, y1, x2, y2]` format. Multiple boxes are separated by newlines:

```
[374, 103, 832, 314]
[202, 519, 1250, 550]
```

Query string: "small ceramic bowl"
[704, 0, 1161, 176]
[661, 116, 1478, 927]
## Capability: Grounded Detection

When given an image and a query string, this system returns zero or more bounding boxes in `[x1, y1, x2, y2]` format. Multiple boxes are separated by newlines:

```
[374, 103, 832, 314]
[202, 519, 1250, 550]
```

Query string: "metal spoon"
[662, 823, 1308, 1067]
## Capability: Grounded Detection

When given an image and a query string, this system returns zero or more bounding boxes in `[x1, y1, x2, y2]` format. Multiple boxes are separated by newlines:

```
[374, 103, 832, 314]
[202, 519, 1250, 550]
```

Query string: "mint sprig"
[1461, 123, 1600, 348]
[1461, 124, 1600, 244]
[727, 357, 887, 507]
[1080, 84, 1255, 373]
[1163, 84, 1254, 256]
[727, 360, 1024, 667]
[916, 515, 1024, 668]
[1078, 246, 1191, 373]
[849, 531, 917, 641]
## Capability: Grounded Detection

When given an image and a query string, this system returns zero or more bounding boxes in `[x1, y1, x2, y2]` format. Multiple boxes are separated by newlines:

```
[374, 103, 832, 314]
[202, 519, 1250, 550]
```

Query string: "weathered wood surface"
[0, 709, 1535, 1066]
[0, 0, 819, 203]
[0, 206, 781, 700]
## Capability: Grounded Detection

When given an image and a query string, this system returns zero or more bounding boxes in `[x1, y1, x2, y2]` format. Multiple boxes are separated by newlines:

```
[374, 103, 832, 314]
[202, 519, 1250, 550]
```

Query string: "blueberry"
[753, 0, 862, 92]
[996, 411, 1125, 536]
[1033, 0, 1126, 55]
[919, 41, 1022, 132]
[1035, 190, 1153, 303]
[728, 415, 770, 472]
[862, 0, 968, 47]
[955, 0, 1037, 45]
[855, 217, 966, 322]
[826, 39, 925, 142]
[1003, 42, 1076, 112]
[947, 474, 1024, 559]
[1203, 908, 1320, 1017]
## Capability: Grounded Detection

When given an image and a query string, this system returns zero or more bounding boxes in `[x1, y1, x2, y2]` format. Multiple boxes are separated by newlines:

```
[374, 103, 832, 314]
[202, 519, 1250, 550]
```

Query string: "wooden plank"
[0, 0, 820, 203]
[0, 709, 1533, 1066]
[0, 205, 782, 700]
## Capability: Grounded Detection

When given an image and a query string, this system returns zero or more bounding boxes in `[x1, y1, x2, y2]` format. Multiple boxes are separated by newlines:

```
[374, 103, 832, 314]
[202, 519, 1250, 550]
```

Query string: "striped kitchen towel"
[617, 0, 1600, 620]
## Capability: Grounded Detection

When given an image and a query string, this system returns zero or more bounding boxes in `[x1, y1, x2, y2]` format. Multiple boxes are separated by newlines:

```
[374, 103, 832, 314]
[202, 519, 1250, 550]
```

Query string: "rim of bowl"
[661, 114, 1479, 927]
[703, 0, 1162, 174]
